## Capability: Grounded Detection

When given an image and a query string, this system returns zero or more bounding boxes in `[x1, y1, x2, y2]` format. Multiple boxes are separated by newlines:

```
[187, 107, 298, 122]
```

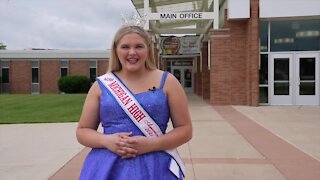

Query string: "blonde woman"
[76, 25, 192, 180]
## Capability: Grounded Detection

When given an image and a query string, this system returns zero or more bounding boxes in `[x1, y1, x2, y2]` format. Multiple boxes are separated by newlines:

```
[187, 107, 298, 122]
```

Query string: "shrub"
[58, 75, 91, 93]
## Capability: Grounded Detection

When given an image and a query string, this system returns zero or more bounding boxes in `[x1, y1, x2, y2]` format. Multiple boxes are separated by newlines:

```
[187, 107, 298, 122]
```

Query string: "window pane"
[259, 54, 268, 84]
[61, 68, 68, 77]
[300, 58, 315, 81]
[173, 69, 181, 83]
[260, 21, 268, 52]
[2, 68, 9, 83]
[89, 61, 97, 68]
[32, 83, 39, 93]
[1, 61, 9, 68]
[274, 82, 289, 95]
[259, 87, 268, 103]
[32, 61, 39, 67]
[184, 69, 192, 87]
[32, 68, 39, 83]
[274, 58, 289, 81]
[271, 19, 320, 52]
[300, 82, 315, 95]
[60, 61, 68, 67]
[90, 68, 96, 82]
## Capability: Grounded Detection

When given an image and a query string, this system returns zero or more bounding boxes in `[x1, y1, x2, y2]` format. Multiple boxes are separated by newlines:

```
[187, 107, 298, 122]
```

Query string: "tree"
[0, 43, 7, 50]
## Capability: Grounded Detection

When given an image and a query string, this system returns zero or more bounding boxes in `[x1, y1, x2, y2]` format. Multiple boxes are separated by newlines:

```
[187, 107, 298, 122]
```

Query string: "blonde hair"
[108, 26, 157, 72]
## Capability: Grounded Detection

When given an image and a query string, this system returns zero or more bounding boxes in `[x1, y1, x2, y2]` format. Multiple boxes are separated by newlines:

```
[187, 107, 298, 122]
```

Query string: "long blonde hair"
[108, 26, 157, 72]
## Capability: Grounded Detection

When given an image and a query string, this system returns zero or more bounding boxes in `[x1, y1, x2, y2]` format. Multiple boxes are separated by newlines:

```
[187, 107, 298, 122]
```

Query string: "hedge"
[58, 75, 91, 93]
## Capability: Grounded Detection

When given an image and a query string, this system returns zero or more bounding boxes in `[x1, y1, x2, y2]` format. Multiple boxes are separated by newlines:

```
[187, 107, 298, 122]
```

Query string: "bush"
[58, 75, 91, 93]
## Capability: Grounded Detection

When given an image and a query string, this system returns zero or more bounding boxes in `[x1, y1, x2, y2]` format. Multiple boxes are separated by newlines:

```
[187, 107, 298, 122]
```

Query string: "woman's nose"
[128, 48, 136, 55]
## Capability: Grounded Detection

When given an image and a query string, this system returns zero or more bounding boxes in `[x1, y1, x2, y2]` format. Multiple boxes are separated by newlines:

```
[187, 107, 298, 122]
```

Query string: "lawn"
[0, 94, 87, 124]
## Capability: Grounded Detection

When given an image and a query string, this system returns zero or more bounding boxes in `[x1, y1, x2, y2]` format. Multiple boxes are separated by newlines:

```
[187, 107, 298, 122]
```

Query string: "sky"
[0, 0, 137, 50]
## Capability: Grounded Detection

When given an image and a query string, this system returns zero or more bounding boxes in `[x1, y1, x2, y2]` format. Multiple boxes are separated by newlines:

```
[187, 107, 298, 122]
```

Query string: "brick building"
[1, 0, 320, 106]
[0, 50, 109, 94]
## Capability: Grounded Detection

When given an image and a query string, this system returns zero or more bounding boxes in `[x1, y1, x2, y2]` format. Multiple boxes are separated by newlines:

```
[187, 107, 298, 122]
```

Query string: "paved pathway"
[1, 94, 320, 180]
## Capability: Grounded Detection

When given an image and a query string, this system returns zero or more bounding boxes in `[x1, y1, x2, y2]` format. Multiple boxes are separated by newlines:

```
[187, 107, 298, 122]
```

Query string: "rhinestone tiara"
[120, 13, 147, 28]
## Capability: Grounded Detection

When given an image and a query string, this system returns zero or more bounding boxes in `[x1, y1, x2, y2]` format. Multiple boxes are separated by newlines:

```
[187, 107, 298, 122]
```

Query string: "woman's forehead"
[118, 33, 147, 44]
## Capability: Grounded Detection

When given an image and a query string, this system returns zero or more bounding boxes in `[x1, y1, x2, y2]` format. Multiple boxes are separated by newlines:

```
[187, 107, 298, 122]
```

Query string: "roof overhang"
[131, 0, 224, 37]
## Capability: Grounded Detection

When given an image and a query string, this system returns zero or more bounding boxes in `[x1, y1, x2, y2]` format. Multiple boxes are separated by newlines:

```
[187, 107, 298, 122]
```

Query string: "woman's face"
[116, 32, 148, 73]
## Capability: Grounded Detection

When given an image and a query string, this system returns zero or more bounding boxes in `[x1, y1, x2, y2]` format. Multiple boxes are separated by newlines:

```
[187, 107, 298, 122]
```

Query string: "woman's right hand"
[104, 132, 138, 158]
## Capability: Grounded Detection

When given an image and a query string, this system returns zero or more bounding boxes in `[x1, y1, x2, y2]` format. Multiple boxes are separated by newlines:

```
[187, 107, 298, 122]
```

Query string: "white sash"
[98, 73, 185, 178]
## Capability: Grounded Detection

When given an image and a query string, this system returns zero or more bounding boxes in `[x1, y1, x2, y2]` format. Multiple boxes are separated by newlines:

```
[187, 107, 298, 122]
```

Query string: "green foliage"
[0, 42, 6, 50]
[58, 75, 91, 93]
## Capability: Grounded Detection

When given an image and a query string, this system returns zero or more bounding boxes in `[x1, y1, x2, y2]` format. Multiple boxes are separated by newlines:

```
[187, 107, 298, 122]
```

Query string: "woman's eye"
[120, 45, 129, 49]
[136, 45, 145, 48]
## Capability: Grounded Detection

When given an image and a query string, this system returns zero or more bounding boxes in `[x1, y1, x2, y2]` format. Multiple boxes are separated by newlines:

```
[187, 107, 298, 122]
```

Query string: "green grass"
[0, 94, 87, 124]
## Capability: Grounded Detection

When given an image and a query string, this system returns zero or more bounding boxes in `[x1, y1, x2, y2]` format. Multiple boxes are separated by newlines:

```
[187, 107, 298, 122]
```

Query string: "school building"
[0, 0, 320, 106]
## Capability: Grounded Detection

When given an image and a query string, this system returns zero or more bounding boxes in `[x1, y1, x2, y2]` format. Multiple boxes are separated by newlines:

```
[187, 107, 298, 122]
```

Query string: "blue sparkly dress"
[79, 71, 183, 180]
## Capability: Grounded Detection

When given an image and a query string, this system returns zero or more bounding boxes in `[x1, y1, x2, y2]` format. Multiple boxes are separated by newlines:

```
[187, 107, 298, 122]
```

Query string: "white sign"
[160, 36, 200, 55]
[149, 12, 215, 20]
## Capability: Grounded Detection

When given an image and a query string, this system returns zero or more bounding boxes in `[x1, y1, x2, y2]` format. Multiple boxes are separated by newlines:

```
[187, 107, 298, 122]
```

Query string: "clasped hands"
[106, 132, 155, 159]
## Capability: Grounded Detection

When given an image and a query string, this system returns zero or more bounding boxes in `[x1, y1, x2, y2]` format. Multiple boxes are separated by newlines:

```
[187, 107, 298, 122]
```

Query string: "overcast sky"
[0, 0, 137, 50]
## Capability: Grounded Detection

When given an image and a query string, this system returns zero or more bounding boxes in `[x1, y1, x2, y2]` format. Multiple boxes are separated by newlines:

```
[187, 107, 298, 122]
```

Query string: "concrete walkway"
[1, 94, 320, 180]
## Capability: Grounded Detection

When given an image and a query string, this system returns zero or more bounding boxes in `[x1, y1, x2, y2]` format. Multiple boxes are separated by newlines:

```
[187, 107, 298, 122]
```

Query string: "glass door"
[270, 54, 293, 105]
[172, 67, 193, 93]
[295, 53, 319, 105]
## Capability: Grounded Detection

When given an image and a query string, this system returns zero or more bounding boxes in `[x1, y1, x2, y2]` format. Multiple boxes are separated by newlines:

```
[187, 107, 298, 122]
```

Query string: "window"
[89, 60, 97, 83]
[1, 60, 10, 93]
[270, 19, 320, 52]
[259, 54, 268, 104]
[166, 61, 171, 72]
[31, 60, 39, 93]
[60, 60, 68, 77]
[260, 21, 268, 52]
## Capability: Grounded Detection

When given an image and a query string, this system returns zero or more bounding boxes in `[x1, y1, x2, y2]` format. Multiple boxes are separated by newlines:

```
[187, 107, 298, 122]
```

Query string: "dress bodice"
[97, 71, 170, 135]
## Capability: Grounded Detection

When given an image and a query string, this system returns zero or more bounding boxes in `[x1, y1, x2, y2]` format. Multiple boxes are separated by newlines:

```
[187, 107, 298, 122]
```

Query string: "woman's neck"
[117, 68, 151, 81]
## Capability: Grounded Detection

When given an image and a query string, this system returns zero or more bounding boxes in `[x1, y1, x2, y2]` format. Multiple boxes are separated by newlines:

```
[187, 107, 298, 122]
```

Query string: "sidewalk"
[1, 94, 320, 180]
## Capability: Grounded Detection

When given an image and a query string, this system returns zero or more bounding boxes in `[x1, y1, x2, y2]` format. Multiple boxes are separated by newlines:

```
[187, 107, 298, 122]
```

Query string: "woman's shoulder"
[88, 81, 101, 97]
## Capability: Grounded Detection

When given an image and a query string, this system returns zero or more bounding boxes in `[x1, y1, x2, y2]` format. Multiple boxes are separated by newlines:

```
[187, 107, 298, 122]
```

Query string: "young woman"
[76, 25, 192, 180]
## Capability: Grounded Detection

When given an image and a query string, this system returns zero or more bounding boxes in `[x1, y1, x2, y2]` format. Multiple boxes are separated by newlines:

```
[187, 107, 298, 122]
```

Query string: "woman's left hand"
[120, 136, 158, 158]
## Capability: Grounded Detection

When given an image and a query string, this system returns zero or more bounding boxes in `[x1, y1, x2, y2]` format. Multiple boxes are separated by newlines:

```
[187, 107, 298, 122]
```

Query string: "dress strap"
[159, 71, 169, 89]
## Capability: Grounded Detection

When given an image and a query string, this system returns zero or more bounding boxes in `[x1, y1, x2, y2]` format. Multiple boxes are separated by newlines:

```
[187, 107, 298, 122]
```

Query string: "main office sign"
[149, 12, 215, 20]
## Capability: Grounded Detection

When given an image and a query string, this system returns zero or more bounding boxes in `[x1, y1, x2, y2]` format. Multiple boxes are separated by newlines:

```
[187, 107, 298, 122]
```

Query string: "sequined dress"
[79, 71, 183, 180]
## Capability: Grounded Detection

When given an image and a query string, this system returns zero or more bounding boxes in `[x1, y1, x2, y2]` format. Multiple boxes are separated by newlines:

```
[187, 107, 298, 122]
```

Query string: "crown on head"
[121, 13, 147, 28]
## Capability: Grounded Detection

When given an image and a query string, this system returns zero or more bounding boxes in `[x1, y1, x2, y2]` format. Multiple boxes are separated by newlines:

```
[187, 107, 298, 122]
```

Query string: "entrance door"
[270, 54, 294, 105]
[172, 67, 193, 92]
[295, 53, 319, 105]
[270, 53, 319, 105]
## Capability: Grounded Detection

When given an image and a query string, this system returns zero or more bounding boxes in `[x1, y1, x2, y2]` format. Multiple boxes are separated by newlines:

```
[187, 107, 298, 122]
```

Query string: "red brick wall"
[40, 60, 60, 93]
[97, 59, 108, 76]
[69, 60, 89, 76]
[209, 0, 259, 105]
[210, 29, 232, 104]
[248, 0, 260, 106]
[201, 42, 210, 100]
[196, 56, 202, 96]
[11, 61, 31, 93]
